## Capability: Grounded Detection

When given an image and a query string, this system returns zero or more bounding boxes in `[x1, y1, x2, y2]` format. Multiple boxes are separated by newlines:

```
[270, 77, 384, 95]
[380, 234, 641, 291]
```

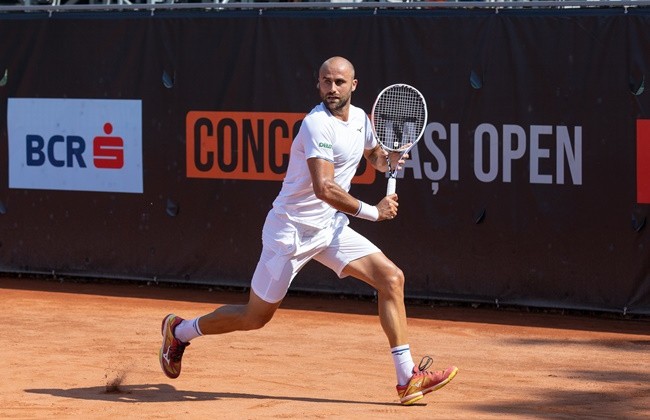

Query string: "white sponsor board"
[7, 98, 143, 193]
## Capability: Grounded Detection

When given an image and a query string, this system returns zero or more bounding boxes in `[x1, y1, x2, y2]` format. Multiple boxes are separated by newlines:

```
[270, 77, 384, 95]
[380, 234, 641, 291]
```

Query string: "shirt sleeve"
[364, 114, 379, 150]
[302, 115, 335, 162]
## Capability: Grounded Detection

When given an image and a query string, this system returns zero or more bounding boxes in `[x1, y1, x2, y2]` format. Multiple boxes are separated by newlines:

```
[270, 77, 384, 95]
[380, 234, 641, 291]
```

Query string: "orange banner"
[186, 111, 375, 184]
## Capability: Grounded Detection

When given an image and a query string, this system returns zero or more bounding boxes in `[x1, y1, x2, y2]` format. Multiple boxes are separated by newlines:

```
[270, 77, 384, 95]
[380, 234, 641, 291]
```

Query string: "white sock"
[391, 344, 416, 386]
[174, 317, 203, 343]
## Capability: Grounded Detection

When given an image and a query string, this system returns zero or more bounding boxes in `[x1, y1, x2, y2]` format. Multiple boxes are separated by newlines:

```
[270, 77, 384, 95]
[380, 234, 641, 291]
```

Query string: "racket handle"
[386, 177, 396, 195]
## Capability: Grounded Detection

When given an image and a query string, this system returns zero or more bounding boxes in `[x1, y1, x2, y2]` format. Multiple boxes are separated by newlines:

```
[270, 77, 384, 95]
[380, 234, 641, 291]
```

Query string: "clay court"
[1, 276, 648, 419]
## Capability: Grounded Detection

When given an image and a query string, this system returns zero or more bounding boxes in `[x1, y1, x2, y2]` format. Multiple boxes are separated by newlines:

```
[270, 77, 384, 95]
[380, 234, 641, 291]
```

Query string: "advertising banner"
[7, 98, 142, 193]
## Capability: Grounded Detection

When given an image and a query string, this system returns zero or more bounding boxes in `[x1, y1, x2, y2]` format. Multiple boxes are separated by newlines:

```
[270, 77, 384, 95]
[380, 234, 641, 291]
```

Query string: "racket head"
[370, 83, 428, 153]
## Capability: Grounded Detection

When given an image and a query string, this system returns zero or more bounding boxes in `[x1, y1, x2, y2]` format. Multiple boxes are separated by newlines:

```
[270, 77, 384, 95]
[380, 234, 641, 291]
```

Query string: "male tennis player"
[159, 56, 457, 405]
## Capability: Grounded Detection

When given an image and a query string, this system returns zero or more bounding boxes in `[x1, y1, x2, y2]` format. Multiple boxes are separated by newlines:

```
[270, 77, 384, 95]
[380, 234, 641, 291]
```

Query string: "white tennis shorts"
[251, 210, 381, 303]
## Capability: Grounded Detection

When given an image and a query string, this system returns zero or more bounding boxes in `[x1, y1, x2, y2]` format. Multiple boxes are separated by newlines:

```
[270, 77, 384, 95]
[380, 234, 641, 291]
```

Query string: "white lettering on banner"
[474, 123, 500, 183]
[502, 124, 527, 183]
[400, 122, 582, 194]
[7, 98, 143, 193]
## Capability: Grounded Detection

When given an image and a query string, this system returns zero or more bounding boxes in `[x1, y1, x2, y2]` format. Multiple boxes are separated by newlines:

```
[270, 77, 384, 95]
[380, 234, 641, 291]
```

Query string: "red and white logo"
[8, 98, 142, 193]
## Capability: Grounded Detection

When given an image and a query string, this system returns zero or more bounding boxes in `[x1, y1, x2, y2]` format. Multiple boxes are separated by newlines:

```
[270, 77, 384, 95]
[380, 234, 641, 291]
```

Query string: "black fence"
[1, 5, 649, 314]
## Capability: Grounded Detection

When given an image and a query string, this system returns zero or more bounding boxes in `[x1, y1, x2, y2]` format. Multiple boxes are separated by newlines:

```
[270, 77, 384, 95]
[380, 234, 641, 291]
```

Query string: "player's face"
[318, 64, 357, 115]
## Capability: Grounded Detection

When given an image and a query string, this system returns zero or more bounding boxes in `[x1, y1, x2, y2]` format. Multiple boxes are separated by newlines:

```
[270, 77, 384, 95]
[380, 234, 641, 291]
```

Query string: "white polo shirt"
[272, 102, 377, 229]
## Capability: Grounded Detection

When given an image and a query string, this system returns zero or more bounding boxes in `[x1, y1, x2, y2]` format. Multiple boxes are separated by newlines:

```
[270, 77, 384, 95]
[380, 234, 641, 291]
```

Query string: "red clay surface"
[2, 276, 649, 419]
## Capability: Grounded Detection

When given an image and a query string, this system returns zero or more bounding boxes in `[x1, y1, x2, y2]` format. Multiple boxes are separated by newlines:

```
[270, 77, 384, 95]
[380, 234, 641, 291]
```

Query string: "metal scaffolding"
[1, 0, 649, 12]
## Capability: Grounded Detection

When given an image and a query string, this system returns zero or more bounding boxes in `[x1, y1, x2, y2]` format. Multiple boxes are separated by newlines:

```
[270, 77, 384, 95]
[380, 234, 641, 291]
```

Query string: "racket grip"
[386, 177, 396, 195]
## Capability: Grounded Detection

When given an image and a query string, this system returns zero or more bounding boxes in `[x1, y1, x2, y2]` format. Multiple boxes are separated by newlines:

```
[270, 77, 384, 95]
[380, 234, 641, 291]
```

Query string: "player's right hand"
[376, 194, 399, 221]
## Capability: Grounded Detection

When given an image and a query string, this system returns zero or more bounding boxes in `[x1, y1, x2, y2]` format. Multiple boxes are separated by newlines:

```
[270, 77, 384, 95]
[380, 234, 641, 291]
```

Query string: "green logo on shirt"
[318, 142, 333, 149]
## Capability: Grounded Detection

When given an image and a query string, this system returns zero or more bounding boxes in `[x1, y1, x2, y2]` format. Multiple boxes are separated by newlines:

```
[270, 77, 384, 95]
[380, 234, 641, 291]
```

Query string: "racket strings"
[373, 86, 426, 151]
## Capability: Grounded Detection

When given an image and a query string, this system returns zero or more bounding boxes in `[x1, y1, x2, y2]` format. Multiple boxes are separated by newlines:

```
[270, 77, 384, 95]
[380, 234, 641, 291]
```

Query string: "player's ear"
[351, 79, 358, 91]
[316, 81, 320, 89]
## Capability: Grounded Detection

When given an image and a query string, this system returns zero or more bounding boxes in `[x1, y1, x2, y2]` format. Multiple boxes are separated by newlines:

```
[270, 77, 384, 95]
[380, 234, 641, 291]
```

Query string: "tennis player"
[159, 56, 457, 405]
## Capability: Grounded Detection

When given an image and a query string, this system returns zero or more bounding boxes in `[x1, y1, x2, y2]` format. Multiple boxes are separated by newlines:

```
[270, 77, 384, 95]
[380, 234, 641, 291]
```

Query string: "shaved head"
[319, 56, 356, 80]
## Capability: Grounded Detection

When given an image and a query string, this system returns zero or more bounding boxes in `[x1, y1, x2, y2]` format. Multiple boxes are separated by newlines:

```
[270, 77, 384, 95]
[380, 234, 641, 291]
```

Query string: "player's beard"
[322, 91, 352, 115]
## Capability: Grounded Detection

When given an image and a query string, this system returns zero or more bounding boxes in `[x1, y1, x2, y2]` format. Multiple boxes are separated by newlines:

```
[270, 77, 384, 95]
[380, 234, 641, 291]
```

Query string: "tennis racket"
[371, 84, 428, 195]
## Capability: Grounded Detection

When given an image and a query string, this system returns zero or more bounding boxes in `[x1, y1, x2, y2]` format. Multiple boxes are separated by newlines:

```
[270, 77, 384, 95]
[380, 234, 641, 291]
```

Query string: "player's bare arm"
[365, 144, 408, 173]
[307, 157, 398, 221]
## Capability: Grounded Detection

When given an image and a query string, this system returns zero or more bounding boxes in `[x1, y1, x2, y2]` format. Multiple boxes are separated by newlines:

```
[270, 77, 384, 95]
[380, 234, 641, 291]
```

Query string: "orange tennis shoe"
[159, 314, 189, 379]
[396, 356, 458, 405]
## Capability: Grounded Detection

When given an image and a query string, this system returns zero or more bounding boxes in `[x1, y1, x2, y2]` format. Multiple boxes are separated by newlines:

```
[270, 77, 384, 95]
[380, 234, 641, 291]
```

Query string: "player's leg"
[197, 289, 282, 334]
[342, 254, 457, 404]
[340, 252, 407, 347]
[159, 211, 309, 379]
[159, 287, 281, 380]
[313, 224, 408, 347]
[314, 225, 457, 404]
[159, 248, 288, 380]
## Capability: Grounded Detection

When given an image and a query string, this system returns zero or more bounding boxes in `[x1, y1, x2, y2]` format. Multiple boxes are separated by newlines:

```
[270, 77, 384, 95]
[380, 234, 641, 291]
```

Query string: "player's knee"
[242, 311, 274, 331]
[379, 266, 405, 297]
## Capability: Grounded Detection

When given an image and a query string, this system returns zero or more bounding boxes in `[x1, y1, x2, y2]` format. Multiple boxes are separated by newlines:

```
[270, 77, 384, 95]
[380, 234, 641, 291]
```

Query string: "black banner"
[0, 8, 649, 314]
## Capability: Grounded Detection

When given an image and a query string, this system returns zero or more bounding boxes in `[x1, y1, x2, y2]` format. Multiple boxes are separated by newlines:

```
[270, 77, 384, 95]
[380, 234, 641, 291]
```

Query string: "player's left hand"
[376, 194, 399, 221]
[387, 146, 410, 171]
